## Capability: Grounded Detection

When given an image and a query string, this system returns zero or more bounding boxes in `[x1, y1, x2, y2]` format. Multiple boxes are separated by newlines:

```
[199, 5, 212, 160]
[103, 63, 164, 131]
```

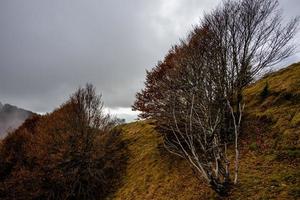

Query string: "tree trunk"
[210, 178, 231, 197]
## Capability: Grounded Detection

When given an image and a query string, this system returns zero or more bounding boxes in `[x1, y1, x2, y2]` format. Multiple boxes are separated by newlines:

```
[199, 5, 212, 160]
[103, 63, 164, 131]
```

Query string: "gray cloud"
[0, 0, 299, 119]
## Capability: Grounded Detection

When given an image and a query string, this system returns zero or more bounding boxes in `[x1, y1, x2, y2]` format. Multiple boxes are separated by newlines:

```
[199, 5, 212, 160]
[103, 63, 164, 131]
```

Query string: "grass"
[108, 62, 300, 200]
[109, 121, 216, 200]
[243, 62, 300, 151]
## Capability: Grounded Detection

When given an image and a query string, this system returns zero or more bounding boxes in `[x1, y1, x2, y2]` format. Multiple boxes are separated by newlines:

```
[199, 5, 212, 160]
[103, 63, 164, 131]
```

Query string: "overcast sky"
[0, 0, 299, 121]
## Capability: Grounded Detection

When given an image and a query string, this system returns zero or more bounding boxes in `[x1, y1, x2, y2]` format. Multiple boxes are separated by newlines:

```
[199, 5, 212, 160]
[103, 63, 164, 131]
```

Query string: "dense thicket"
[0, 84, 126, 200]
[133, 0, 298, 195]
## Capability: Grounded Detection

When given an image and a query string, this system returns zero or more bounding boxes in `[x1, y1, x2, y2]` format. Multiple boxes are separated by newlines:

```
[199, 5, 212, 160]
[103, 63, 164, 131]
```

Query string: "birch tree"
[202, 0, 299, 183]
[133, 0, 298, 195]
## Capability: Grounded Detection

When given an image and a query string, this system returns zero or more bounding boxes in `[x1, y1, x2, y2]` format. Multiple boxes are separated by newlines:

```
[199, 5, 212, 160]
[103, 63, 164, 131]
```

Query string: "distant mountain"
[0, 102, 34, 138]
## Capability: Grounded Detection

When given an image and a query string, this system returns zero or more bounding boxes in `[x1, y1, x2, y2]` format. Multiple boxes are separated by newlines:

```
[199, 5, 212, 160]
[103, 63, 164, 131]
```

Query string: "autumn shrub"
[0, 84, 127, 200]
[133, 0, 298, 195]
[260, 82, 270, 100]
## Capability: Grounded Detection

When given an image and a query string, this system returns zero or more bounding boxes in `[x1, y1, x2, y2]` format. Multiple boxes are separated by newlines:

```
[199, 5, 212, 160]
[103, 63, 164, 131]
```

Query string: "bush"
[0, 84, 127, 200]
[249, 142, 259, 151]
[260, 82, 270, 100]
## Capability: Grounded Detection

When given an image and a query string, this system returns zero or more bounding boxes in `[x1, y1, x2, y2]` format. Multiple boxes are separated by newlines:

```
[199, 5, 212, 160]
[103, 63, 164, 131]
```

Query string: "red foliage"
[0, 87, 127, 200]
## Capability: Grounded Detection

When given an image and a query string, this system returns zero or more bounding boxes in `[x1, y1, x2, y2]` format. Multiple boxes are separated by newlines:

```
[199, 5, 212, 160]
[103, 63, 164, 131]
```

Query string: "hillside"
[0, 103, 34, 138]
[0, 63, 298, 200]
[110, 63, 300, 200]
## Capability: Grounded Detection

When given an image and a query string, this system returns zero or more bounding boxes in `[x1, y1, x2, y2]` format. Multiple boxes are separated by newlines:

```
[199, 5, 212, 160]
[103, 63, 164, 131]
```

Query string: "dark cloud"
[0, 0, 299, 120]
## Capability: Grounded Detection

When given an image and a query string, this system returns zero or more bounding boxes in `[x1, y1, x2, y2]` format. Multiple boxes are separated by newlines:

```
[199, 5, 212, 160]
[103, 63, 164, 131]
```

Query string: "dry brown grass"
[110, 63, 300, 200]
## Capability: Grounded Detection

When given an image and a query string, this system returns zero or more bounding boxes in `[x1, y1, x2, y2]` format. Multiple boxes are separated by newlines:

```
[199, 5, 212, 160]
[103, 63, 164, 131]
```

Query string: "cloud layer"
[0, 0, 299, 120]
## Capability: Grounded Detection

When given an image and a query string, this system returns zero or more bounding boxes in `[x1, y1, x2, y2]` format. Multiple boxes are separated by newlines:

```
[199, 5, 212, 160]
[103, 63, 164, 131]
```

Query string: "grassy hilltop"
[110, 62, 300, 200]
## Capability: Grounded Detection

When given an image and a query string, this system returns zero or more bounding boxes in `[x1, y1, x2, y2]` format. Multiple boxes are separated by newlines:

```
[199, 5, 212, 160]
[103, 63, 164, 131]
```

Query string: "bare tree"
[164, 72, 231, 195]
[0, 84, 127, 200]
[133, 0, 298, 195]
[202, 0, 299, 183]
[60, 83, 114, 200]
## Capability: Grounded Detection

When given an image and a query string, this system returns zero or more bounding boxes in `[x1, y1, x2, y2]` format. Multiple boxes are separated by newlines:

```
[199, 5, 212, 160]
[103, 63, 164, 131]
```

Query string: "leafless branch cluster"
[134, 0, 298, 196]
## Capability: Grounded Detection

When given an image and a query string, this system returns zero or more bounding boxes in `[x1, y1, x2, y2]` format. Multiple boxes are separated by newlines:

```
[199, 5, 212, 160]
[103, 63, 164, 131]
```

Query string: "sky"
[0, 0, 299, 122]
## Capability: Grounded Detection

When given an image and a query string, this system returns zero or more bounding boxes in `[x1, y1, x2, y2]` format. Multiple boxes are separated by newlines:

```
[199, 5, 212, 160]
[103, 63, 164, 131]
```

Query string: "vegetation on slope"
[110, 121, 216, 200]
[111, 63, 300, 200]
[133, 0, 299, 194]
[0, 84, 127, 200]
[244, 62, 300, 152]
[0, 64, 298, 199]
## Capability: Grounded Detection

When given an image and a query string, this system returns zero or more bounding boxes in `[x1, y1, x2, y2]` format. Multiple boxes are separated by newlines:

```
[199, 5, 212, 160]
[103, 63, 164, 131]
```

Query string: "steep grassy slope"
[110, 121, 215, 200]
[244, 63, 300, 152]
[111, 63, 300, 200]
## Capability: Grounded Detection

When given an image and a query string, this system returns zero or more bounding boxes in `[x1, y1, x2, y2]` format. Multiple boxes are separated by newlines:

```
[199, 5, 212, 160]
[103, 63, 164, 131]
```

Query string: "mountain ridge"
[0, 102, 34, 138]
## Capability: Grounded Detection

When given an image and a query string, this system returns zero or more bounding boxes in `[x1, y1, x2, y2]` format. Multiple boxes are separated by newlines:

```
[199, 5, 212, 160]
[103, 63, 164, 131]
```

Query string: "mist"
[0, 102, 33, 138]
